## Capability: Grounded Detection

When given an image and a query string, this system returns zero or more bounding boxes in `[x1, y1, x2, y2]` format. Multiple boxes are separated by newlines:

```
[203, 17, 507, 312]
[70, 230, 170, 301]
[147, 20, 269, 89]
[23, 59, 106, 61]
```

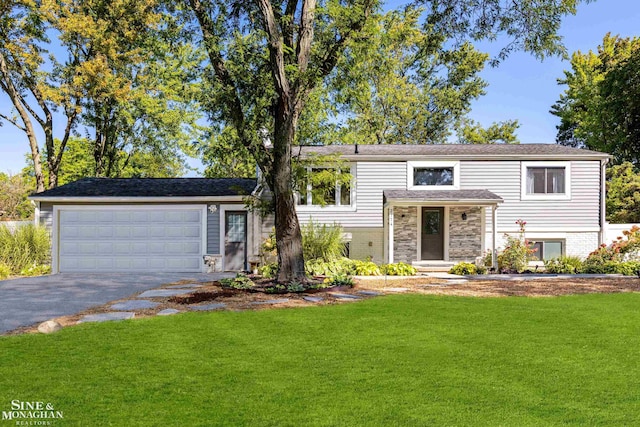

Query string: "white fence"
[604, 223, 640, 244]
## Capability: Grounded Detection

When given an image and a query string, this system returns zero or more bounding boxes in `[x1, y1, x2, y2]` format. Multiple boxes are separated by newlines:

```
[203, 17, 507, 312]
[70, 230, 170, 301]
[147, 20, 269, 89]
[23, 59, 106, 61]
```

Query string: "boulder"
[37, 320, 62, 334]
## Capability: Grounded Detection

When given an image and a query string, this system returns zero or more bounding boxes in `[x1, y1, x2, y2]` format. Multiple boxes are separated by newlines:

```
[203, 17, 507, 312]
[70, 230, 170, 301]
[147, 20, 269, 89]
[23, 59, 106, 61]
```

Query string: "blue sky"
[0, 0, 639, 175]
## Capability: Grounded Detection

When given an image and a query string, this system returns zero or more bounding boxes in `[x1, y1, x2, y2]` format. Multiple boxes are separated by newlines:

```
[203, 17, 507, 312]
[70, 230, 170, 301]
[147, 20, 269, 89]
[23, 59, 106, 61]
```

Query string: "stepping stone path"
[138, 289, 195, 298]
[110, 300, 159, 311]
[188, 303, 226, 311]
[357, 290, 383, 296]
[78, 312, 135, 323]
[329, 293, 362, 300]
[444, 279, 469, 284]
[157, 309, 181, 316]
[250, 299, 291, 305]
[303, 296, 324, 303]
[166, 284, 205, 289]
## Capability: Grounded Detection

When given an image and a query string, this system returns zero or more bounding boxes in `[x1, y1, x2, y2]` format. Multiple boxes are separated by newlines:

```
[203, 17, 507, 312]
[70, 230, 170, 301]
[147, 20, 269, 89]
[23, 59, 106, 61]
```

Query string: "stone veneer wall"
[448, 206, 483, 262]
[393, 206, 417, 263]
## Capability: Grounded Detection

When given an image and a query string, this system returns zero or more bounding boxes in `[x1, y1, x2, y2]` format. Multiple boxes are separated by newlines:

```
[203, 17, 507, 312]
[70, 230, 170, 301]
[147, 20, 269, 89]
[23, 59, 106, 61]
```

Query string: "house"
[30, 144, 609, 273]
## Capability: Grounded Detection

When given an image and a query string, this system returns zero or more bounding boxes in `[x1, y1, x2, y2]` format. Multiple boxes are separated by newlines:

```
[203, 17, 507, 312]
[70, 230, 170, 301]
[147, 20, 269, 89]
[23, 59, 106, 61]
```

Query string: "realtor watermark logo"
[2, 400, 63, 425]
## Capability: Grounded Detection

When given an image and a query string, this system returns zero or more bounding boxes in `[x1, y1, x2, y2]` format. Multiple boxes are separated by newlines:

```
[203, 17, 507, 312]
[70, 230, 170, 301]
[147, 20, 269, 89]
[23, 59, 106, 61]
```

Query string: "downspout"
[599, 158, 610, 246]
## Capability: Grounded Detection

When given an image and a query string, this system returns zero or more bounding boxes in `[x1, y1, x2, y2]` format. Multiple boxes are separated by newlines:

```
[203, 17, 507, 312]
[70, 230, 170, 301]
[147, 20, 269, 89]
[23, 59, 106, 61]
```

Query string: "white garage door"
[57, 206, 205, 273]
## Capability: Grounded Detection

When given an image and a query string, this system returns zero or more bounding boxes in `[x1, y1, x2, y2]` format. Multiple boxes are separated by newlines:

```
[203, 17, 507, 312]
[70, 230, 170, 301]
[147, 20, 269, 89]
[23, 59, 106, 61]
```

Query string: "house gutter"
[27, 195, 248, 203]
[599, 157, 610, 246]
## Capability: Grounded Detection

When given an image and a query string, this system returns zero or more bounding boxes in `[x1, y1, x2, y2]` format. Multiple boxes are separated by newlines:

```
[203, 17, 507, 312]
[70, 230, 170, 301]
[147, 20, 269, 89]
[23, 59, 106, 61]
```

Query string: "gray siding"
[39, 203, 54, 230]
[460, 160, 601, 231]
[296, 161, 406, 228]
[207, 205, 220, 254]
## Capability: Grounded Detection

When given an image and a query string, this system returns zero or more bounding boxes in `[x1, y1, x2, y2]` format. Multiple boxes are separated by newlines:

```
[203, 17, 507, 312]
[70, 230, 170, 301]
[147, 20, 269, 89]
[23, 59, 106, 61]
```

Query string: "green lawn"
[2, 294, 640, 426]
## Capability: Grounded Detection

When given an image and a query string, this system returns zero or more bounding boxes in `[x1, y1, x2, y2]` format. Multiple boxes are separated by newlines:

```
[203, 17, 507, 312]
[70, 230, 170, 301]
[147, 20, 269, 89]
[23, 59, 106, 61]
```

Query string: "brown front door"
[421, 207, 444, 260]
[224, 211, 247, 271]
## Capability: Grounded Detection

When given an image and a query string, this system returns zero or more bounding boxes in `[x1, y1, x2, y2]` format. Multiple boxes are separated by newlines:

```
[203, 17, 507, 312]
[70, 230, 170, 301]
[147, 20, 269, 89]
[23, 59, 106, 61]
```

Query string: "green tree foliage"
[332, 6, 515, 145]
[0, 172, 33, 219]
[185, 0, 589, 281]
[457, 119, 520, 144]
[0, 0, 81, 191]
[47, 0, 202, 178]
[552, 34, 640, 165]
[606, 162, 640, 224]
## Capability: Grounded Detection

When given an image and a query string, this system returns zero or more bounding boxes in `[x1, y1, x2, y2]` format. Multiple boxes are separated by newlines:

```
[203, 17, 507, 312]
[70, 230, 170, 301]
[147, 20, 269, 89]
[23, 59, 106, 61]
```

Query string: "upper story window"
[297, 167, 353, 208]
[521, 161, 571, 200]
[407, 161, 460, 190]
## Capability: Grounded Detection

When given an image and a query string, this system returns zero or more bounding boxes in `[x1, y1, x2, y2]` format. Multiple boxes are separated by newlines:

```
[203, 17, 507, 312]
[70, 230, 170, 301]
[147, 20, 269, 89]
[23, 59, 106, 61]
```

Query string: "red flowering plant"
[497, 219, 538, 273]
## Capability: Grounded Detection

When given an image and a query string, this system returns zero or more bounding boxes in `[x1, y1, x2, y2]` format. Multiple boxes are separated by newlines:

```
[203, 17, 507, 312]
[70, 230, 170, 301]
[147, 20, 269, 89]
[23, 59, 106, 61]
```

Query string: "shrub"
[258, 262, 278, 279]
[350, 260, 382, 276]
[301, 220, 346, 261]
[544, 256, 584, 274]
[497, 220, 537, 273]
[0, 262, 11, 280]
[449, 262, 486, 275]
[305, 257, 353, 277]
[381, 262, 417, 276]
[0, 224, 50, 275]
[582, 260, 640, 275]
[286, 282, 306, 293]
[327, 273, 354, 287]
[220, 274, 255, 290]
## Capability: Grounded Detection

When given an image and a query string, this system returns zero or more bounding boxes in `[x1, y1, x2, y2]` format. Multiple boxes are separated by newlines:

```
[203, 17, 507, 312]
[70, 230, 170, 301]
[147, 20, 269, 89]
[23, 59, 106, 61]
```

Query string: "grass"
[2, 293, 640, 425]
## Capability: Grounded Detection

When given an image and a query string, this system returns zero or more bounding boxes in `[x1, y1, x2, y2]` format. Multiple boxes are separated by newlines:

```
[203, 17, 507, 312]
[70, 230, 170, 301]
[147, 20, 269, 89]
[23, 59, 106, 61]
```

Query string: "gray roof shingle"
[31, 178, 258, 198]
[296, 143, 608, 158]
[384, 189, 503, 203]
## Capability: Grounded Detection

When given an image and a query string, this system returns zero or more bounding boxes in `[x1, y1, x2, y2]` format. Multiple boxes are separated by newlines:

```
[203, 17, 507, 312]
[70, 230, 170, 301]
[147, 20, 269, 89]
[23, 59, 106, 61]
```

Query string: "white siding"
[39, 203, 54, 230]
[460, 160, 601, 232]
[296, 161, 405, 228]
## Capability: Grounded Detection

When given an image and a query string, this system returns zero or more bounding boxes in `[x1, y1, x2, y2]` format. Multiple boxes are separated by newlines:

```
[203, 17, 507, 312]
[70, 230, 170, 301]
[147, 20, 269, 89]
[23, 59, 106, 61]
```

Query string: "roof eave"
[384, 198, 503, 208]
[28, 195, 248, 203]
[302, 153, 610, 162]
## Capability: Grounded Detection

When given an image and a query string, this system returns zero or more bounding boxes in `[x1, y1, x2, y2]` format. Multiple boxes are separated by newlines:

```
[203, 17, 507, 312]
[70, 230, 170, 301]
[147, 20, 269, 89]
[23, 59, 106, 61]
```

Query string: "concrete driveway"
[0, 273, 231, 334]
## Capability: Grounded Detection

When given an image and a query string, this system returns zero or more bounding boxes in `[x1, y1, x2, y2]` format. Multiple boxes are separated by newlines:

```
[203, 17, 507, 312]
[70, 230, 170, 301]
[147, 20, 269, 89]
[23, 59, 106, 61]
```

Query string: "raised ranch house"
[30, 144, 609, 273]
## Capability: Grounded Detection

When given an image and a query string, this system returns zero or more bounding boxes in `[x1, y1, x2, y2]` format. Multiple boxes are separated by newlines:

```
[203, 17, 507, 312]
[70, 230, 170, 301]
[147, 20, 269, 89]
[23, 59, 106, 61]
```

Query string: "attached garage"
[57, 206, 205, 273]
[30, 177, 261, 273]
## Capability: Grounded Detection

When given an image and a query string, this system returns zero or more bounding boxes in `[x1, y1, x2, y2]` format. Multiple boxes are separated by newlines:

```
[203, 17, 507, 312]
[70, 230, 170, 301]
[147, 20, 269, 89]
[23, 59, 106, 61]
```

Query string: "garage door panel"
[58, 207, 204, 273]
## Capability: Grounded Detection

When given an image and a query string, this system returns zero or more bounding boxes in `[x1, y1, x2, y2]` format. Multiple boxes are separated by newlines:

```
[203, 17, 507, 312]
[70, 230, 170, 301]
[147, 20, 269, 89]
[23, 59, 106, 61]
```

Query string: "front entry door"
[421, 207, 444, 260]
[224, 211, 247, 271]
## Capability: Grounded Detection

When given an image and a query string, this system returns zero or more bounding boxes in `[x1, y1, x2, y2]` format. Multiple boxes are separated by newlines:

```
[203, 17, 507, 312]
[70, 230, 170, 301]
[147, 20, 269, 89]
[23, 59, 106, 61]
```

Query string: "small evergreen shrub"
[449, 262, 486, 275]
[381, 262, 417, 276]
[544, 256, 584, 274]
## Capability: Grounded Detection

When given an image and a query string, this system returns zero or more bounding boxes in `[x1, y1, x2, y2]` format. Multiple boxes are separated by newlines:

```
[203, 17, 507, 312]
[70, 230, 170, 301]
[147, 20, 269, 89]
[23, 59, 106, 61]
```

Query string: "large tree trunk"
[273, 102, 306, 283]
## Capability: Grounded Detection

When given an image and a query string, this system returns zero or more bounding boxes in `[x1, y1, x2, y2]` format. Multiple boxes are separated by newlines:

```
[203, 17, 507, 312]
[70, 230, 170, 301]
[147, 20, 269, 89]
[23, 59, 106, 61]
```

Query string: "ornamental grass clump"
[0, 224, 50, 275]
[301, 220, 346, 261]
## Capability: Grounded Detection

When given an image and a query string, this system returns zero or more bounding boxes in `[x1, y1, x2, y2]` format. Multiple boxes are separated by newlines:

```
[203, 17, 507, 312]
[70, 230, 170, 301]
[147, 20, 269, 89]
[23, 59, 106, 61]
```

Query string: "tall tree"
[606, 162, 640, 224]
[185, 0, 591, 282]
[552, 33, 640, 165]
[48, 0, 202, 178]
[0, 0, 81, 191]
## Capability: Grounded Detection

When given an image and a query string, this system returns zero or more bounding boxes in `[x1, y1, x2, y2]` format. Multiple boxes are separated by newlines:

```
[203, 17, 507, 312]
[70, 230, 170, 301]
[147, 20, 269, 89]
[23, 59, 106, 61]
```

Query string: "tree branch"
[188, 0, 272, 171]
[256, 0, 291, 96]
[296, 0, 315, 74]
[0, 113, 26, 132]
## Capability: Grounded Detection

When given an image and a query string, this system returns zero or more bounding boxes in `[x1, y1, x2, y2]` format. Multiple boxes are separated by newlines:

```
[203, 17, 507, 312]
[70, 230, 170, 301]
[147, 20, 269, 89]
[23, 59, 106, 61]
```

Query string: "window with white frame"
[531, 240, 564, 261]
[407, 161, 460, 190]
[521, 162, 571, 200]
[297, 167, 353, 207]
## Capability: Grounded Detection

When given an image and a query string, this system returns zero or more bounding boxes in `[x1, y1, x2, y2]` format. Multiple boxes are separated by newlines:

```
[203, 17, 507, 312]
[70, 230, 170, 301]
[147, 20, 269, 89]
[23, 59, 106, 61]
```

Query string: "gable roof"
[30, 178, 257, 200]
[296, 144, 609, 160]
